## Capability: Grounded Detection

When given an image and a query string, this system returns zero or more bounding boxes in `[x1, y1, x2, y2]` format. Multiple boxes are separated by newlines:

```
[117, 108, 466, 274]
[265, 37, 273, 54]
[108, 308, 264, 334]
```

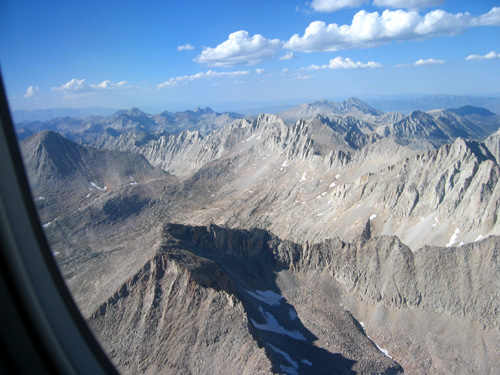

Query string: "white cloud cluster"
[52, 78, 86, 92]
[52, 79, 128, 99]
[255, 68, 265, 74]
[306, 56, 383, 70]
[177, 43, 194, 51]
[158, 70, 250, 88]
[24, 86, 39, 99]
[310, 0, 367, 13]
[466, 51, 500, 61]
[285, 7, 500, 52]
[396, 58, 445, 67]
[194, 30, 282, 67]
[372, 0, 444, 9]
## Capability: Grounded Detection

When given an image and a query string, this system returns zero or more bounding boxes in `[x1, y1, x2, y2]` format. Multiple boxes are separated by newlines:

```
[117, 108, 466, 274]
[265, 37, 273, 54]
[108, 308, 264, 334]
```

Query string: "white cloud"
[373, 0, 444, 9]
[306, 56, 383, 70]
[281, 68, 289, 73]
[285, 7, 500, 52]
[194, 30, 282, 67]
[52, 78, 86, 92]
[92, 80, 128, 89]
[52, 78, 128, 99]
[396, 58, 445, 67]
[414, 58, 445, 65]
[255, 68, 265, 74]
[158, 70, 250, 88]
[24, 86, 39, 99]
[466, 51, 500, 61]
[294, 74, 314, 79]
[279, 52, 295, 60]
[310, 0, 367, 13]
[177, 43, 194, 51]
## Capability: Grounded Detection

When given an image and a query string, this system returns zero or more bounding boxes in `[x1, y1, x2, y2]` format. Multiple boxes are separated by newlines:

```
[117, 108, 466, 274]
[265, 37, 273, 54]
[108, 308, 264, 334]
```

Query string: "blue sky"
[1, 0, 499, 112]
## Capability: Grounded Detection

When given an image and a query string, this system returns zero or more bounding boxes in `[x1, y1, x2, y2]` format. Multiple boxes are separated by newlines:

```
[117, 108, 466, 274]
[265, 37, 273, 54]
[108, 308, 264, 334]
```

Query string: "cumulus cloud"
[255, 68, 265, 74]
[177, 43, 194, 51]
[285, 7, 500, 52]
[373, 0, 444, 9]
[52, 78, 128, 99]
[466, 51, 500, 61]
[310, 0, 367, 13]
[52, 78, 86, 92]
[194, 30, 282, 67]
[306, 56, 383, 70]
[24, 86, 39, 99]
[158, 70, 250, 88]
[92, 80, 128, 89]
[279, 51, 295, 60]
[396, 58, 445, 67]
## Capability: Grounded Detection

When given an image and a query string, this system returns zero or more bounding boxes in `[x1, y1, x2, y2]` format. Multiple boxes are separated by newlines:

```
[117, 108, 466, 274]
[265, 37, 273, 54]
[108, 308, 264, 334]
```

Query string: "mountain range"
[19, 97, 500, 375]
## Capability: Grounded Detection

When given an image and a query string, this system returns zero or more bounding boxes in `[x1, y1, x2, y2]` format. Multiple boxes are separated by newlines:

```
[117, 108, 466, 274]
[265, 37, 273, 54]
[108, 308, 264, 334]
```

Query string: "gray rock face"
[90, 224, 404, 375]
[89, 224, 499, 375]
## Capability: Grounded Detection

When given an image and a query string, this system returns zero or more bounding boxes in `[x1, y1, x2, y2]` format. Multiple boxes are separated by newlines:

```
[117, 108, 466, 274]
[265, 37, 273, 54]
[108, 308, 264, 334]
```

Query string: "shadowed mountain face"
[19, 99, 500, 375]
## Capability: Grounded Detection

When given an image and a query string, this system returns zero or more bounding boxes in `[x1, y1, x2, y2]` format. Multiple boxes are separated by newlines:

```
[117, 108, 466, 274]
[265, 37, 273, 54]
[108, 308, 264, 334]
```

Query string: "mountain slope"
[89, 223, 500, 375]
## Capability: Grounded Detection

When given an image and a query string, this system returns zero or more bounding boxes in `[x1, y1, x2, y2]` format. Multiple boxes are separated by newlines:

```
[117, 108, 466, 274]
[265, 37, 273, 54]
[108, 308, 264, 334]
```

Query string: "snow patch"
[267, 344, 298, 372]
[359, 321, 365, 329]
[251, 307, 306, 340]
[300, 172, 307, 182]
[53, 251, 59, 256]
[289, 309, 298, 321]
[246, 290, 283, 306]
[335, 174, 340, 179]
[475, 234, 483, 242]
[42, 217, 59, 228]
[369, 214, 377, 221]
[282, 160, 289, 167]
[329, 182, 336, 188]
[446, 227, 460, 247]
[321, 191, 327, 196]
[301, 359, 312, 366]
[129, 176, 138, 185]
[90, 181, 107, 191]
[36, 196, 45, 201]
[246, 134, 256, 141]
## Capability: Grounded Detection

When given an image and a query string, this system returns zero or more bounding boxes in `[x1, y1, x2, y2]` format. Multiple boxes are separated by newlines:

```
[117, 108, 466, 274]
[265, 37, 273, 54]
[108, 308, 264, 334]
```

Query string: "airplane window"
[1, 1, 500, 374]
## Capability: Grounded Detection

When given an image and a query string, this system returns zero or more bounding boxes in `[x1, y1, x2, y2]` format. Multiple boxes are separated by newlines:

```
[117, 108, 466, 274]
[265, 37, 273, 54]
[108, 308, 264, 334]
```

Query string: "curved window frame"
[0, 72, 119, 375]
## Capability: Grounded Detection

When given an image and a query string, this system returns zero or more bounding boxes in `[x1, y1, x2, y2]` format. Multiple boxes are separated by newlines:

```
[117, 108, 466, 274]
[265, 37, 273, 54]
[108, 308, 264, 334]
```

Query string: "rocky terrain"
[19, 98, 500, 374]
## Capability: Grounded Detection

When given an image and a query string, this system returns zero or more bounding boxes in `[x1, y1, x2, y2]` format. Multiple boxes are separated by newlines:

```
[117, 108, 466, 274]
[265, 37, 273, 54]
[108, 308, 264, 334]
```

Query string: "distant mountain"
[366, 94, 500, 115]
[15, 106, 247, 142]
[448, 105, 496, 117]
[379, 109, 495, 149]
[278, 97, 383, 124]
[12, 106, 117, 123]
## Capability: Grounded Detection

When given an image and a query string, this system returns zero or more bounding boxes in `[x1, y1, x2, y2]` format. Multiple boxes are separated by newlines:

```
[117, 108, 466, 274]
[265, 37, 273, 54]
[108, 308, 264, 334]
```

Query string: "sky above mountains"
[1, 0, 499, 111]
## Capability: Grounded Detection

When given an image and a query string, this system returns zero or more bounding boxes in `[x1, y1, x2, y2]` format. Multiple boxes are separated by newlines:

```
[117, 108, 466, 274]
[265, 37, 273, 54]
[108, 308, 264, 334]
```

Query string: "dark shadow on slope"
[162, 223, 360, 375]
